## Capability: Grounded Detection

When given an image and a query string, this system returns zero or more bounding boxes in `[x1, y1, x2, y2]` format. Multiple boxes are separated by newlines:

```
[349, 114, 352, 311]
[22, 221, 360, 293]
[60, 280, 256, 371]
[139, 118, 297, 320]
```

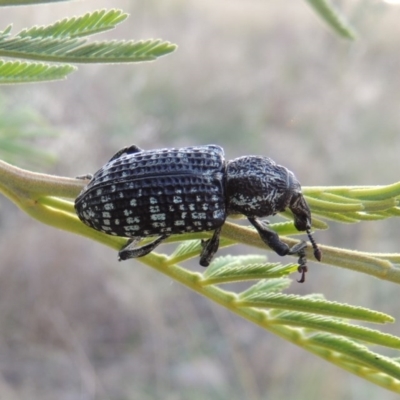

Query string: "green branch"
[1, 157, 400, 392]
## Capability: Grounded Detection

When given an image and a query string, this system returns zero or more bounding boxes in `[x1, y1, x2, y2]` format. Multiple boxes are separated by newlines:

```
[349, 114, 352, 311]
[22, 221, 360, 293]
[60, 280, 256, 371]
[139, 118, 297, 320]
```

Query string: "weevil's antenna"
[307, 229, 322, 262]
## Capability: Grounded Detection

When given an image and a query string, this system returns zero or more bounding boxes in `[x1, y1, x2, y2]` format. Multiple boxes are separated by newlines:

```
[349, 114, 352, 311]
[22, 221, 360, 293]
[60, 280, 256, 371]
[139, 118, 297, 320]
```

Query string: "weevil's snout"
[289, 192, 312, 232]
[290, 193, 322, 263]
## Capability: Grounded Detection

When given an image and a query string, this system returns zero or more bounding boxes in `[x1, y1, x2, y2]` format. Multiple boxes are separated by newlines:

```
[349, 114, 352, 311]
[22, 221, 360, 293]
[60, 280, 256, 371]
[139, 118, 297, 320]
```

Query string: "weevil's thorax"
[225, 156, 301, 218]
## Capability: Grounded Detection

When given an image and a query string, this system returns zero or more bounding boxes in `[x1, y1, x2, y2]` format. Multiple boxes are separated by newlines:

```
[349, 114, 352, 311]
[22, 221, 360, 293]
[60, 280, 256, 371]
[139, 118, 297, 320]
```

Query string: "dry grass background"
[1, 0, 400, 399]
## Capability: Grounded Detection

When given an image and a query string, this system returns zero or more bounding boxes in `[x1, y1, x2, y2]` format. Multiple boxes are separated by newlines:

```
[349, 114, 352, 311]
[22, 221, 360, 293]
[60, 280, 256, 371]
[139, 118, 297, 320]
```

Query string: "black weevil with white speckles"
[75, 145, 321, 282]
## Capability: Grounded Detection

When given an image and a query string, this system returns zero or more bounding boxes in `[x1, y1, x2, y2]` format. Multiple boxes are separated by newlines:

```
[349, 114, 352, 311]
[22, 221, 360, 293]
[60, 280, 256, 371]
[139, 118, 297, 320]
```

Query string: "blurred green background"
[1, 0, 400, 399]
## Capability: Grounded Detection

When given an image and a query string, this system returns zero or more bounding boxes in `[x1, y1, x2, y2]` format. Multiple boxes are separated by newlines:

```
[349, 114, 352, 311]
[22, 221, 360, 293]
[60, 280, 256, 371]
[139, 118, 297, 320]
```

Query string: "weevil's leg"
[287, 240, 307, 255]
[200, 227, 222, 267]
[75, 174, 93, 180]
[248, 217, 290, 256]
[249, 217, 310, 282]
[295, 247, 308, 283]
[118, 234, 169, 260]
[108, 145, 143, 163]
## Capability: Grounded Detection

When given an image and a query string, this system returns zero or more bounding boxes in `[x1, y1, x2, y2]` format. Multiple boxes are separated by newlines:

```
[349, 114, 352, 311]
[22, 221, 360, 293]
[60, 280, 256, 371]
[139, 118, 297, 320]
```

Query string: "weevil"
[75, 145, 321, 282]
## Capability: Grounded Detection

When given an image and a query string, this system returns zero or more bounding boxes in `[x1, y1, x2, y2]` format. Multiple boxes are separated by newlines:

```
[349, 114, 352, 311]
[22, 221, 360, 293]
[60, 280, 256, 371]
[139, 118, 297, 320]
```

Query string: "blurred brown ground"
[1, 1, 400, 399]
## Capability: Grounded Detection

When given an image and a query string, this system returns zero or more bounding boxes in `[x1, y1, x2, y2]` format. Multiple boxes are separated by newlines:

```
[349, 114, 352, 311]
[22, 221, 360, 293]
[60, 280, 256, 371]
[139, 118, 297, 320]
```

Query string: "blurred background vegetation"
[1, 0, 400, 399]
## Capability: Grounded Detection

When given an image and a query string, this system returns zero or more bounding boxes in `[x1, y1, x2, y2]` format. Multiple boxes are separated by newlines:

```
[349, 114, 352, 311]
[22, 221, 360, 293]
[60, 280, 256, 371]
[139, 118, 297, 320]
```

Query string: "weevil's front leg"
[200, 227, 222, 267]
[294, 246, 308, 283]
[286, 241, 308, 283]
[248, 217, 309, 282]
[248, 217, 290, 256]
[119, 234, 170, 260]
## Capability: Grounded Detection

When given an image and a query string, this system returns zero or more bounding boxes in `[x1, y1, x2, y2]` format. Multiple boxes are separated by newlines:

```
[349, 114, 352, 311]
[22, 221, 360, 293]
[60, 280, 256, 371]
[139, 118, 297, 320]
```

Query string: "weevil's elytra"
[75, 144, 321, 282]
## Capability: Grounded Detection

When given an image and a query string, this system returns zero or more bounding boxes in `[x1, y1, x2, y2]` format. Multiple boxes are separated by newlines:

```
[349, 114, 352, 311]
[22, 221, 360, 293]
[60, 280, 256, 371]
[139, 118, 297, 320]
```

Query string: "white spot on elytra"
[124, 225, 140, 231]
[151, 213, 166, 221]
[126, 217, 140, 224]
[152, 222, 166, 228]
[213, 210, 224, 219]
[192, 212, 206, 219]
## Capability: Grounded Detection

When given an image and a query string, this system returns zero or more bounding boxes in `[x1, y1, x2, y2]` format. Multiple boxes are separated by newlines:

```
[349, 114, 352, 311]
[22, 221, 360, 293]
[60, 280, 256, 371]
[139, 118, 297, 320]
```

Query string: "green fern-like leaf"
[310, 333, 400, 380]
[305, 0, 357, 39]
[0, 0, 68, 5]
[0, 99, 58, 167]
[0, 59, 75, 83]
[0, 9, 177, 84]
[202, 255, 295, 284]
[0, 35, 176, 63]
[17, 9, 127, 38]
[274, 312, 400, 348]
[304, 184, 400, 224]
[238, 291, 394, 323]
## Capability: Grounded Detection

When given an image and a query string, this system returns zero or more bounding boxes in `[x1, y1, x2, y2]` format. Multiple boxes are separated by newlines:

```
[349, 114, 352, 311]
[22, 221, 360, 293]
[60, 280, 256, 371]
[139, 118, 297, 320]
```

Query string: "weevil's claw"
[297, 264, 308, 283]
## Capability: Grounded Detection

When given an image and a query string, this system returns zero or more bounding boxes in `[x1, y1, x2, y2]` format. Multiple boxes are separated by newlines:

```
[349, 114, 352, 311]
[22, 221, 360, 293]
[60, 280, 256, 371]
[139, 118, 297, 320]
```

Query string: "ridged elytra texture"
[75, 145, 226, 237]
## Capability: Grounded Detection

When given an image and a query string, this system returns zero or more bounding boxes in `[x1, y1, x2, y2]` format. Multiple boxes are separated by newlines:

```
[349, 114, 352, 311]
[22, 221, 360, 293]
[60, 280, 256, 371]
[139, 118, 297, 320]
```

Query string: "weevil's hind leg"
[248, 217, 290, 256]
[119, 234, 169, 261]
[200, 227, 222, 267]
[108, 145, 144, 163]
